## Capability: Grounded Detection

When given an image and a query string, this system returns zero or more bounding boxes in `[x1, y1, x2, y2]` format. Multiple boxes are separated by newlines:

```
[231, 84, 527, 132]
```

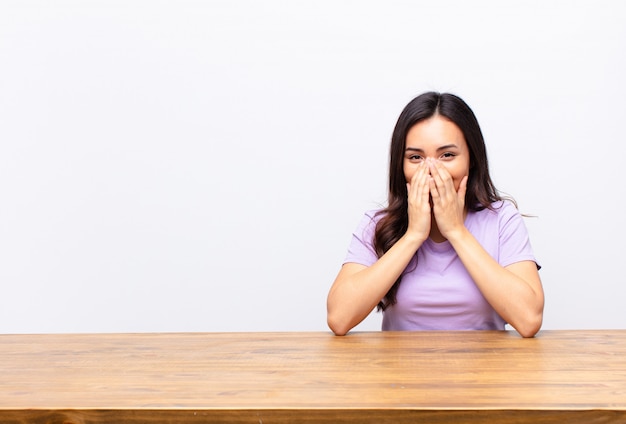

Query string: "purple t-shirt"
[344, 201, 539, 331]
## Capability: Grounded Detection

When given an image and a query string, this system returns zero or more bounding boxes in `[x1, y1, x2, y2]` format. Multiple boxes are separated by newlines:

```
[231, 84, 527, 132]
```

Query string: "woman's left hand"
[427, 158, 468, 239]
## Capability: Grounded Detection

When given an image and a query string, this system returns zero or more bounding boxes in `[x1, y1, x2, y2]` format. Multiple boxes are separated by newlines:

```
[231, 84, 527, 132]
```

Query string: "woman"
[327, 92, 544, 337]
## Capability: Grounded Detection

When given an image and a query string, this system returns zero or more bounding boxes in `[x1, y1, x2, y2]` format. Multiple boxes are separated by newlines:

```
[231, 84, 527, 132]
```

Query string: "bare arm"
[448, 230, 544, 337]
[327, 163, 432, 336]
[326, 233, 424, 336]
[429, 160, 544, 337]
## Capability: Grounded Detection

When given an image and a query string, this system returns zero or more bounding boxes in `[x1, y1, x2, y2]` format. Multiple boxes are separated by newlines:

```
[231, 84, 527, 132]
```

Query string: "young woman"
[327, 92, 544, 337]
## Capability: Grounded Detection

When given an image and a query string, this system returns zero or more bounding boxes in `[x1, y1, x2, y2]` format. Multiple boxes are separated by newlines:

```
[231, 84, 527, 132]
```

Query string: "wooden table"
[0, 330, 625, 423]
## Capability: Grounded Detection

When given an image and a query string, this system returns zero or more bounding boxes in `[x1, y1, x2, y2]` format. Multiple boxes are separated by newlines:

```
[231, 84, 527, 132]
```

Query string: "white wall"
[1, 0, 624, 333]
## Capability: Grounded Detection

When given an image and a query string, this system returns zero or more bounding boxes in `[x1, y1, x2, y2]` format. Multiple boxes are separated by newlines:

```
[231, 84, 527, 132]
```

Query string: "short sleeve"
[497, 201, 541, 269]
[343, 210, 381, 267]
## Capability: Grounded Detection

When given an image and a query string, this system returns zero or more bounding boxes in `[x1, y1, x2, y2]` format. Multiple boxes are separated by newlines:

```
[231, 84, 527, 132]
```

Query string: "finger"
[409, 164, 427, 192]
[426, 160, 444, 199]
[430, 160, 451, 185]
[427, 180, 438, 207]
[417, 165, 432, 201]
[408, 165, 431, 212]
[430, 160, 456, 199]
[458, 175, 468, 205]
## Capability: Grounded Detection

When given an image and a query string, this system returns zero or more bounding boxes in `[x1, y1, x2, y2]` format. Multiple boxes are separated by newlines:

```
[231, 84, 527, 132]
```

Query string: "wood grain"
[1, 330, 625, 423]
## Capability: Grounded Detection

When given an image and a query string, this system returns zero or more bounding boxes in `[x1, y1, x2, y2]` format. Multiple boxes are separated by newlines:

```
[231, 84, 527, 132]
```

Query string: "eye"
[440, 152, 456, 160]
[407, 154, 423, 162]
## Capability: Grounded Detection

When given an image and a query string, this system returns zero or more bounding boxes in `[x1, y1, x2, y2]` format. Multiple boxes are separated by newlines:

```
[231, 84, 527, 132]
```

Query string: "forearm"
[327, 233, 424, 335]
[447, 228, 544, 337]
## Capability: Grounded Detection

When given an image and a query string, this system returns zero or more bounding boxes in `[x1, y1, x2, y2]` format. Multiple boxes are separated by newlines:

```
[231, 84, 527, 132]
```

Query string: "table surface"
[1, 330, 625, 423]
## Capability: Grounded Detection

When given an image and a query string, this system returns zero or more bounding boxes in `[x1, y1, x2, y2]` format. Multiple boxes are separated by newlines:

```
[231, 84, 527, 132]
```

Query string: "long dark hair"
[374, 92, 503, 310]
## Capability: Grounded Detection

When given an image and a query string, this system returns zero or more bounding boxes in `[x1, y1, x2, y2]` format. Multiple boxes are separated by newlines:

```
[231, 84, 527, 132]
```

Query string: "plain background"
[1, 0, 625, 334]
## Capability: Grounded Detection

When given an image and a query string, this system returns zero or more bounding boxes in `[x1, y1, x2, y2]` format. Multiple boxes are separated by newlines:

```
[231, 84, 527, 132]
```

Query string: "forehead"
[405, 116, 467, 150]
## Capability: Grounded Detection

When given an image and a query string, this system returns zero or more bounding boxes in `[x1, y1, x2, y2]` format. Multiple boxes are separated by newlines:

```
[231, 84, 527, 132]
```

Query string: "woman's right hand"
[328, 163, 431, 336]
[406, 162, 432, 243]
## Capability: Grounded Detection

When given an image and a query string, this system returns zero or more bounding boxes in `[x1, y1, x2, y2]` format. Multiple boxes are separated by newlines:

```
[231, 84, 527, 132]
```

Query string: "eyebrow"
[405, 144, 460, 153]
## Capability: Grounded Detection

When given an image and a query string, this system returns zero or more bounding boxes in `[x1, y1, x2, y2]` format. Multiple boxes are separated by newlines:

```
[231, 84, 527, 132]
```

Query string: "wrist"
[401, 231, 427, 249]
[444, 226, 470, 245]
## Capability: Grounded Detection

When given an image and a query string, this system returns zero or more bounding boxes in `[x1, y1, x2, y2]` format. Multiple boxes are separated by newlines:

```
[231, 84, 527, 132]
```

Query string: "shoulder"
[354, 209, 385, 233]
[468, 200, 525, 235]
[363, 208, 385, 222]
[467, 200, 537, 265]
[493, 199, 520, 218]
[473, 200, 519, 220]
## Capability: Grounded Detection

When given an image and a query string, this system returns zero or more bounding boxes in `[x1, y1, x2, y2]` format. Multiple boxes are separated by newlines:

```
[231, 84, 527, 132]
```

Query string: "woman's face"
[403, 115, 471, 191]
